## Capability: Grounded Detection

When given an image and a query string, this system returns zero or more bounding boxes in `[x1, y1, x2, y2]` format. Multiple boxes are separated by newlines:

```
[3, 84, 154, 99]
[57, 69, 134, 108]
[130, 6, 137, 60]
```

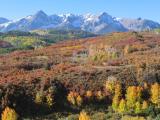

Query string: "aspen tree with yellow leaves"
[112, 83, 122, 111]
[67, 92, 76, 105]
[126, 86, 138, 109]
[151, 83, 160, 107]
[76, 95, 83, 106]
[135, 101, 141, 113]
[118, 99, 127, 113]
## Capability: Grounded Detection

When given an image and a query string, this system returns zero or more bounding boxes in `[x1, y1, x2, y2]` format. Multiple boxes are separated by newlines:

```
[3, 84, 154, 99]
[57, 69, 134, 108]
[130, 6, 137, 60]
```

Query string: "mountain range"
[0, 17, 9, 24]
[0, 10, 160, 34]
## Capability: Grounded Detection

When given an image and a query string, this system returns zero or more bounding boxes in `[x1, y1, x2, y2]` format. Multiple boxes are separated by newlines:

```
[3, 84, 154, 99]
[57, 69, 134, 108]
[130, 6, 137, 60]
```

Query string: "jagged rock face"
[0, 11, 160, 34]
[0, 11, 127, 34]
[118, 18, 160, 31]
[81, 12, 127, 34]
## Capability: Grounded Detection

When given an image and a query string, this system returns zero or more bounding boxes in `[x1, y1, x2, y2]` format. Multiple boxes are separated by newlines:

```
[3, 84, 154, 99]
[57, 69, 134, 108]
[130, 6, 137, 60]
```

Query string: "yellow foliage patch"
[79, 111, 90, 120]
[1, 107, 18, 120]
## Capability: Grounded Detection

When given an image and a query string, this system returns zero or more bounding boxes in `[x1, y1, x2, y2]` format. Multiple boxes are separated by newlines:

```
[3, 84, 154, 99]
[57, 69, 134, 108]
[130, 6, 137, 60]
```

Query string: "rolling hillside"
[0, 29, 96, 54]
[0, 31, 159, 119]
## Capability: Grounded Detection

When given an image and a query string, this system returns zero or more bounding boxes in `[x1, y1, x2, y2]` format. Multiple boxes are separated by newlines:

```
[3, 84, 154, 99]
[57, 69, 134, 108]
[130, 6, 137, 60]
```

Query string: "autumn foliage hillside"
[0, 31, 159, 119]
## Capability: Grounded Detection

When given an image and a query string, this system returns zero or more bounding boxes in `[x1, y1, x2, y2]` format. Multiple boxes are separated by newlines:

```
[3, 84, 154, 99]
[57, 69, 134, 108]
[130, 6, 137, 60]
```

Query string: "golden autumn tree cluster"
[67, 91, 83, 106]
[126, 86, 143, 110]
[35, 87, 55, 108]
[112, 82, 160, 114]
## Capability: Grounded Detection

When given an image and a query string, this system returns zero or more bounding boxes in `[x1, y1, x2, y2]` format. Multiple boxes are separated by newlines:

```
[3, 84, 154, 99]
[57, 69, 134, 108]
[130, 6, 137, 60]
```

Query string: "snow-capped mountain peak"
[83, 13, 97, 22]
[0, 11, 160, 34]
[34, 10, 48, 18]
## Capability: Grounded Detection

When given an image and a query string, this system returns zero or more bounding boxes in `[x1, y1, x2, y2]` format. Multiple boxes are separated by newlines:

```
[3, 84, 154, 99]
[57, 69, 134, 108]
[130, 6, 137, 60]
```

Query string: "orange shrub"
[67, 91, 76, 105]
[67, 91, 83, 106]
[142, 101, 148, 110]
[96, 91, 104, 101]
[76, 95, 83, 106]
[1, 107, 18, 120]
[79, 111, 90, 120]
[85, 90, 93, 99]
